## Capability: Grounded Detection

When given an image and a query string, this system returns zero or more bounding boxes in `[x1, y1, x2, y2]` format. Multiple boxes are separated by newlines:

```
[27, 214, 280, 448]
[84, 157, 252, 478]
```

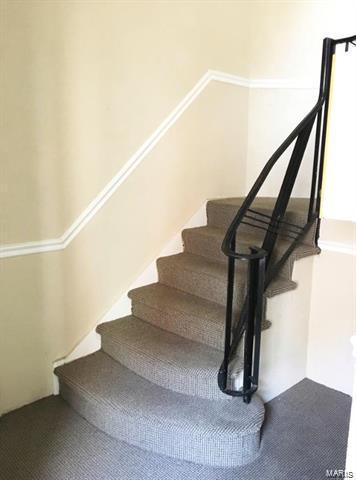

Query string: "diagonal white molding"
[0, 70, 317, 259]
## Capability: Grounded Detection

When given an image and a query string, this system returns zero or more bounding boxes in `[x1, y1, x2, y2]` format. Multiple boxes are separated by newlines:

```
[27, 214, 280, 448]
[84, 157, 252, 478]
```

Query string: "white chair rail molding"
[1, 2, 355, 479]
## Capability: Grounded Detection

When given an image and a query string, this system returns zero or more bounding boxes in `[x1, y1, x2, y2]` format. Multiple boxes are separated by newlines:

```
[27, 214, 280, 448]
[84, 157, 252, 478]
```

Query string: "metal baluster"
[251, 252, 266, 389]
[218, 233, 236, 392]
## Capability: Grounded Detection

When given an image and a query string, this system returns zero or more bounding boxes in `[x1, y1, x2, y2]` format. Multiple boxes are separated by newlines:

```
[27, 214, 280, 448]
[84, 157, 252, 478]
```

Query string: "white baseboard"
[52, 202, 207, 394]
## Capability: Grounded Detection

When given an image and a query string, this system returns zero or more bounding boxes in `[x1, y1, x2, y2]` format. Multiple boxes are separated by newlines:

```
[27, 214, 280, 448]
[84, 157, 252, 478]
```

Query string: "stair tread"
[157, 252, 296, 298]
[129, 282, 226, 324]
[183, 225, 319, 253]
[56, 351, 262, 432]
[128, 283, 271, 350]
[183, 225, 304, 249]
[182, 225, 319, 276]
[182, 226, 262, 264]
[206, 199, 316, 247]
[97, 315, 235, 399]
[56, 351, 264, 466]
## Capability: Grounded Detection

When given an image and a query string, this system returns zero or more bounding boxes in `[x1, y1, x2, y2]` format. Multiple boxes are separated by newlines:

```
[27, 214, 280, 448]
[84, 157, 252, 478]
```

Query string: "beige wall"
[3, 1, 355, 244]
[0, 0, 251, 244]
[245, 87, 317, 196]
[1, 0, 355, 413]
[307, 220, 356, 396]
[2, 0, 354, 244]
[0, 80, 248, 414]
[0, 0, 251, 413]
[245, 0, 356, 197]
[248, 0, 356, 81]
[323, 44, 356, 221]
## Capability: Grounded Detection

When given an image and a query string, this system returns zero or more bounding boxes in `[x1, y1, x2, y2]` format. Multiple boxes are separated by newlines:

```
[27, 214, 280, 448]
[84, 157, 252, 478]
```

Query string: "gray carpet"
[51, 198, 321, 467]
[56, 351, 264, 467]
[0, 379, 351, 480]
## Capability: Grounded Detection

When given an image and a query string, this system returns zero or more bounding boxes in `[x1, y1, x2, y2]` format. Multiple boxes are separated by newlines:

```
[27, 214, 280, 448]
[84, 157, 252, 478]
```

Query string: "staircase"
[55, 35, 355, 469]
[55, 197, 319, 467]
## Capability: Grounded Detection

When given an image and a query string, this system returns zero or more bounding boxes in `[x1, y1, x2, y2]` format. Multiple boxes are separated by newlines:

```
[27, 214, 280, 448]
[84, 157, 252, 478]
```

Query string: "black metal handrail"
[218, 35, 356, 403]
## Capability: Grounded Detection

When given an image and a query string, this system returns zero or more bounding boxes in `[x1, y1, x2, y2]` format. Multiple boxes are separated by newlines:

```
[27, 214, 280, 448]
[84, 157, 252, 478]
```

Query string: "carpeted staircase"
[55, 197, 319, 468]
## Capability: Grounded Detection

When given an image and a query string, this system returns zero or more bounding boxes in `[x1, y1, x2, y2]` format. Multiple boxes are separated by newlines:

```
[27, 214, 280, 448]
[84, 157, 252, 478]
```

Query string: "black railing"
[218, 35, 356, 403]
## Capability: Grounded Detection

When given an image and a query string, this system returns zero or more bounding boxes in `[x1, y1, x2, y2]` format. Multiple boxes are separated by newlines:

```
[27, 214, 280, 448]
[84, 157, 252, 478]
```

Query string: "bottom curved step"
[97, 315, 240, 401]
[55, 351, 265, 467]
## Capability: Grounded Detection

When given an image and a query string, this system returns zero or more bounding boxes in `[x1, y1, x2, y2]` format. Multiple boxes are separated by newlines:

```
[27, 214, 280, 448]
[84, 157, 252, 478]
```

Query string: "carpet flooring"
[0, 379, 351, 480]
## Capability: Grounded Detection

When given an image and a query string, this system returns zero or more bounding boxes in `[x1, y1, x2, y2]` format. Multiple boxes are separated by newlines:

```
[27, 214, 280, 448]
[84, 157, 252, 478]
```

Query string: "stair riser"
[101, 336, 229, 401]
[207, 202, 266, 231]
[207, 203, 317, 247]
[269, 251, 292, 279]
[132, 298, 270, 350]
[182, 233, 317, 284]
[60, 380, 262, 467]
[207, 203, 256, 236]
[157, 261, 246, 306]
[131, 300, 225, 350]
[182, 230, 292, 276]
[182, 230, 226, 264]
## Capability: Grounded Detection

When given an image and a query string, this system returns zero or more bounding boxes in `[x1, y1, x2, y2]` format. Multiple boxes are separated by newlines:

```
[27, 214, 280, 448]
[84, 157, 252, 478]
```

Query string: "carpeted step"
[269, 241, 320, 278]
[207, 197, 317, 247]
[128, 283, 271, 350]
[97, 315, 235, 400]
[182, 225, 319, 279]
[157, 252, 235, 306]
[182, 226, 252, 264]
[56, 351, 265, 467]
[53, 195, 322, 471]
[182, 226, 271, 265]
[207, 197, 309, 229]
[182, 225, 285, 278]
[157, 252, 296, 306]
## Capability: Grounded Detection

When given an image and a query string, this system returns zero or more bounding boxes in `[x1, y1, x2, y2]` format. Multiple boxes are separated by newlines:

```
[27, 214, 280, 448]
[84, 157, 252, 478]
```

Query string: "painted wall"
[245, 0, 356, 196]
[245, 87, 317, 196]
[3, 1, 355, 244]
[307, 220, 356, 396]
[247, 1, 356, 81]
[0, 0, 251, 244]
[245, 2, 356, 399]
[0, 80, 248, 414]
[323, 44, 356, 221]
[0, 0, 253, 414]
[1, 0, 355, 413]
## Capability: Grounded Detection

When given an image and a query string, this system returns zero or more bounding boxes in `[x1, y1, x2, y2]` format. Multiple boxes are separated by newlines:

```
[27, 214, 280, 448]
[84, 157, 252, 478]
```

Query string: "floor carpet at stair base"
[0, 380, 351, 480]
[0, 379, 351, 480]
